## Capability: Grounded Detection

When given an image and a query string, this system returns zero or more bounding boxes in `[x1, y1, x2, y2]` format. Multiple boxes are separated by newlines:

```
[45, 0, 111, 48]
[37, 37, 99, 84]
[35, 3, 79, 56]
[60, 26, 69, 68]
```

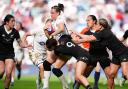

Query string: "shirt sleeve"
[93, 31, 102, 41]
[15, 30, 20, 40]
[123, 30, 128, 40]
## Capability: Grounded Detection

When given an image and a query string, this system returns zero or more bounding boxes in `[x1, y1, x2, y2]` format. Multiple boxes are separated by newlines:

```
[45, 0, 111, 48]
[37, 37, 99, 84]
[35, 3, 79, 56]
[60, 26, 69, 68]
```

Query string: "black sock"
[52, 68, 63, 77]
[86, 85, 92, 89]
[73, 80, 80, 89]
[43, 60, 52, 71]
[5, 88, 9, 89]
[94, 72, 100, 87]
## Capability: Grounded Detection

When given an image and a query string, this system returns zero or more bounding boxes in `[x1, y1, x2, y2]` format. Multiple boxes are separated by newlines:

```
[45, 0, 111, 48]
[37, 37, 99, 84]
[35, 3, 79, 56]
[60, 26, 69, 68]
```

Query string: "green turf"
[0, 76, 127, 89]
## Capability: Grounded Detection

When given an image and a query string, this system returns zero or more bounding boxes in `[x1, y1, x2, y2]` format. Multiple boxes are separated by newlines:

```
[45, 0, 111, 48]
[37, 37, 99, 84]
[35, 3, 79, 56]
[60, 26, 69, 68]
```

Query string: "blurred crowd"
[0, 0, 128, 64]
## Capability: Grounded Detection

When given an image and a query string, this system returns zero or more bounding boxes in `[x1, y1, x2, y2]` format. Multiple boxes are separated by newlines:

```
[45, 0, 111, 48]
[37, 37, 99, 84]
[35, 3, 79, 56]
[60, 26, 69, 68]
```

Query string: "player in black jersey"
[73, 18, 128, 89]
[73, 15, 111, 89]
[0, 14, 30, 89]
[46, 34, 93, 89]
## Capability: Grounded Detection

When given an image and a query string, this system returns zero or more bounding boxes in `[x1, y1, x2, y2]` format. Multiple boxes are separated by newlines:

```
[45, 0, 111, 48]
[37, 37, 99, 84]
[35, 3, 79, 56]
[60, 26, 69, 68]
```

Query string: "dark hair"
[99, 18, 111, 30]
[4, 14, 14, 25]
[46, 38, 57, 51]
[88, 15, 97, 23]
[51, 3, 64, 14]
[45, 18, 52, 23]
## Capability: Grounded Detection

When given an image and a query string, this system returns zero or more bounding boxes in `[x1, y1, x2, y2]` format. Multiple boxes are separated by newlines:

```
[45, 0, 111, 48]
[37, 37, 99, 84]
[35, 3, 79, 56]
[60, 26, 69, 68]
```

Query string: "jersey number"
[66, 42, 75, 47]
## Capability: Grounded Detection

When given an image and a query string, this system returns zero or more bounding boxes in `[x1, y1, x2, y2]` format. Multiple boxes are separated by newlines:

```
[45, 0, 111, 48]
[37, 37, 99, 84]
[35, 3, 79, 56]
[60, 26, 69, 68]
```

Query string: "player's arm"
[44, 29, 50, 39]
[18, 31, 33, 48]
[23, 31, 33, 41]
[72, 33, 97, 43]
[43, 20, 51, 38]
[50, 22, 64, 37]
[17, 38, 32, 48]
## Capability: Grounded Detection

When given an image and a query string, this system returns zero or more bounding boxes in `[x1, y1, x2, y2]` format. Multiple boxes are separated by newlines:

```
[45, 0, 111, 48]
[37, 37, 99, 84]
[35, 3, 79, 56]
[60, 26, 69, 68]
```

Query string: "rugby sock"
[11, 77, 14, 83]
[93, 72, 100, 88]
[73, 80, 80, 89]
[67, 71, 72, 84]
[86, 85, 92, 89]
[43, 60, 52, 89]
[5, 88, 9, 89]
[52, 68, 69, 89]
[43, 71, 51, 89]
[59, 75, 69, 89]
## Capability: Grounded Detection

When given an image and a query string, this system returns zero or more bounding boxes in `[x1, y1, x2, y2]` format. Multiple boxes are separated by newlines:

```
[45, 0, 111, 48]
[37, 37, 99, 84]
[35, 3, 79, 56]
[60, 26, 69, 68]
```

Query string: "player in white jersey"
[11, 22, 25, 86]
[43, 3, 69, 89]
[24, 24, 48, 89]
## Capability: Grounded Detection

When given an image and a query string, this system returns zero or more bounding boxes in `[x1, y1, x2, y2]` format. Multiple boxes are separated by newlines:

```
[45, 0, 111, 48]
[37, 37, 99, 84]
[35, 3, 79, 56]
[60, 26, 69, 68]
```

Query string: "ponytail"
[51, 3, 64, 14]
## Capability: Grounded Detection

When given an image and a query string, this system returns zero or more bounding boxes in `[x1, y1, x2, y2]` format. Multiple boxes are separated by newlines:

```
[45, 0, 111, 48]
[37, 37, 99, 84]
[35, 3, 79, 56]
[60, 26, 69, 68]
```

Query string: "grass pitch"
[0, 75, 128, 89]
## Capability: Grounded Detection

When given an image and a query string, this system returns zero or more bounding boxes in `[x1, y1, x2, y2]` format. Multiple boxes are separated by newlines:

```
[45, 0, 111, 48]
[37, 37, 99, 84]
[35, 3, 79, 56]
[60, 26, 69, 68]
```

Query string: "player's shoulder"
[80, 27, 89, 34]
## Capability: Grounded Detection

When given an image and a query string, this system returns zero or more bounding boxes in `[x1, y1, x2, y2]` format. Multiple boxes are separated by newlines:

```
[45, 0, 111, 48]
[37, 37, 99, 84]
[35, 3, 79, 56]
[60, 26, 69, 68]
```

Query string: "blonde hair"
[99, 18, 111, 30]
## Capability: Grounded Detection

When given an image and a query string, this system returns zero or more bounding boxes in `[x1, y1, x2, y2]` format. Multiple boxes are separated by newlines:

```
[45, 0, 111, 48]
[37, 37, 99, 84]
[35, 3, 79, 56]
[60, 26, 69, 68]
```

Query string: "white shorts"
[67, 57, 77, 65]
[29, 50, 46, 67]
[15, 49, 24, 61]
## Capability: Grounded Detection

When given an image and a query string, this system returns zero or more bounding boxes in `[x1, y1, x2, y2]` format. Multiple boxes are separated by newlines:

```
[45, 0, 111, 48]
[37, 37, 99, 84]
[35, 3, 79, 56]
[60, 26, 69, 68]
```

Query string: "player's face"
[94, 22, 102, 31]
[51, 9, 59, 20]
[6, 18, 15, 29]
[86, 16, 95, 29]
[16, 23, 21, 31]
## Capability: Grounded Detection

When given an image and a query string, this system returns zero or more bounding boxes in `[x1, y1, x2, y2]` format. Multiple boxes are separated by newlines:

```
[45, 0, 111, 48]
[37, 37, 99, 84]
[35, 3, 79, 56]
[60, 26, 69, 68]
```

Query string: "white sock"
[36, 74, 42, 89]
[11, 77, 14, 83]
[67, 71, 72, 84]
[59, 75, 69, 89]
[43, 71, 51, 89]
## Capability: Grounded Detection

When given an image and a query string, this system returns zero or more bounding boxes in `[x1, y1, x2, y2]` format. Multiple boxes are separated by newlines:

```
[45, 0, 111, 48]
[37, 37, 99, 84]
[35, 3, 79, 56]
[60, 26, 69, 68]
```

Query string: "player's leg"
[100, 57, 111, 89]
[36, 63, 45, 89]
[93, 62, 101, 89]
[119, 73, 126, 87]
[16, 50, 24, 80]
[73, 65, 94, 89]
[66, 57, 76, 85]
[10, 62, 16, 86]
[4, 59, 15, 89]
[108, 63, 120, 89]
[52, 55, 70, 89]
[121, 61, 128, 80]
[0, 60, 5, 79]
[75, 60, 92, 89]
[43, 50, 57, 89]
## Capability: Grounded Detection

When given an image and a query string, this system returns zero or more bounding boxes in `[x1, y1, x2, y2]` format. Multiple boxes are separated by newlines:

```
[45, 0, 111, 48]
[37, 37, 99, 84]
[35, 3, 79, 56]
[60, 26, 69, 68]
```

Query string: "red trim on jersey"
[80, 28, 90, 49]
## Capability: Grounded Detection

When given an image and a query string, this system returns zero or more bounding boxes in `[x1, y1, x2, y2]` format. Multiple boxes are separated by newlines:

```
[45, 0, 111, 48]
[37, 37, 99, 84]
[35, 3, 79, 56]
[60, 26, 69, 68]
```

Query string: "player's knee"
[43, 60, 52, 71]
[6, 73, 12, 79]
[75, 73, 81, 81]
[108, 72, 116, 78]
[52, 68, 63, 77]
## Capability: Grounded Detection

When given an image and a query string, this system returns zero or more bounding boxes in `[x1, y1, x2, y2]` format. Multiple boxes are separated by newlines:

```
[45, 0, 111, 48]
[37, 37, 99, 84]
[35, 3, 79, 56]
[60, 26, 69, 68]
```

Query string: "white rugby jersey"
[13, 30, 25, 51]
[51, 14, 69, 40]
[31, 29, 48, 54]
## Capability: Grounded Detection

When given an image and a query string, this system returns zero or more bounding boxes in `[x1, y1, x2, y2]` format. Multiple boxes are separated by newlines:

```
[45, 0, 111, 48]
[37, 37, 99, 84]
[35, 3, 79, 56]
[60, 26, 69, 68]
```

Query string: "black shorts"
[112, 51, 128, 65]
[0, 53, 15, 61]
[55, 45, 91, 64]
[99, 57, 111, 69]
[89, 56, 111, 69]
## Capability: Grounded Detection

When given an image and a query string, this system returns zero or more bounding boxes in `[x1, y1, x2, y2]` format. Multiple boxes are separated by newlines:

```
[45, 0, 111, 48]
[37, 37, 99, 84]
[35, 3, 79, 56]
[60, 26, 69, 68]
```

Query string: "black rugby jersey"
[123, 30, 128, 40]
[84, 30, 109, 57]
[0, 25, 20, 54]
[94, 29, 127, 56]
[55, 35, 91, 60]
